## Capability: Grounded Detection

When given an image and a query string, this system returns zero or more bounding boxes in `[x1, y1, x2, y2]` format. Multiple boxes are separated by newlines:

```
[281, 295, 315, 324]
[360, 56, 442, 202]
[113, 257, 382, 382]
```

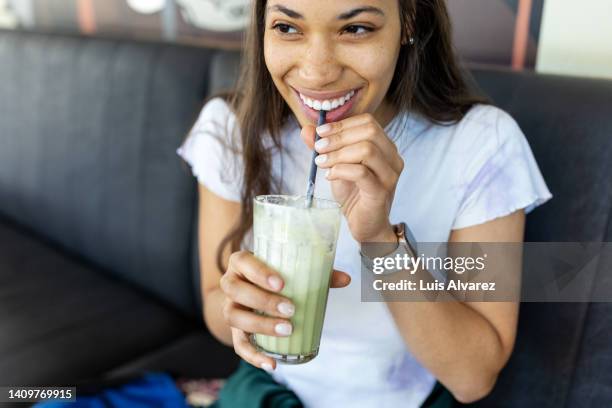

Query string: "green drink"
[250, 195, 341, 364]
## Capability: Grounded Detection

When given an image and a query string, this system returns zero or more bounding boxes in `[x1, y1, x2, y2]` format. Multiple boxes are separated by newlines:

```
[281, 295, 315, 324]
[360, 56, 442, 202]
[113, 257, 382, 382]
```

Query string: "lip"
[293, 86, 359, 101]
[292, 86, 362, 124]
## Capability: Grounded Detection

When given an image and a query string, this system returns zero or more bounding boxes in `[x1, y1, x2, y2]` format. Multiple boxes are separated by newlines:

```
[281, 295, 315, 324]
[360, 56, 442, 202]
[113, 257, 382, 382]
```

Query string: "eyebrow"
[266, 5, 385, 20]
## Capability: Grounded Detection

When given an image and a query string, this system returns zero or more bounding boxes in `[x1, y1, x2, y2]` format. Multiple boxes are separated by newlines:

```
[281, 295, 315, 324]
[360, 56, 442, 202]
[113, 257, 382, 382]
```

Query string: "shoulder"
[398, 104, 521, 144]
[399, 104, 525, 162]
[199, 96, 233, 118]
[448, 105, 536, 193]
[186, 96, 245, 157]
[177, 96, 240, 167]
[176, 97, 243, 202]
[405, 104, 532, 187]
[453, 104, 524, 151]
[193, 97, 237, 134]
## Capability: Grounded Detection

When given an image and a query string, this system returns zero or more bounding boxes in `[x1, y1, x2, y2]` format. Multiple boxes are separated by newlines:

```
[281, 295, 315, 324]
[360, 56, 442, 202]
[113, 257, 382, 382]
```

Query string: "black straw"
[305, 110, 327, 208]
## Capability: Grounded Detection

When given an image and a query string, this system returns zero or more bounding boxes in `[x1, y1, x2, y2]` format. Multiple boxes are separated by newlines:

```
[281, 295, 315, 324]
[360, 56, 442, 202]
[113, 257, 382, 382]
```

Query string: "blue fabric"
[33, 373, 188, 408]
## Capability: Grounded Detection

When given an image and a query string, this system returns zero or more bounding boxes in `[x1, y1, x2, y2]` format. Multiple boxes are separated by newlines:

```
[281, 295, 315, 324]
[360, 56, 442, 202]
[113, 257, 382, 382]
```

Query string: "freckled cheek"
[345, 48, 396, 85]
[264, 41, 298, 81]
[340, 49, 397, 108]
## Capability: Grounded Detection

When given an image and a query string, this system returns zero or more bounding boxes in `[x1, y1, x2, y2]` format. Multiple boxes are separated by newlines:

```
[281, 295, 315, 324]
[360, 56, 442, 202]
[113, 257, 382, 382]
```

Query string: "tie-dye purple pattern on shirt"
[386, 350, 437, 397]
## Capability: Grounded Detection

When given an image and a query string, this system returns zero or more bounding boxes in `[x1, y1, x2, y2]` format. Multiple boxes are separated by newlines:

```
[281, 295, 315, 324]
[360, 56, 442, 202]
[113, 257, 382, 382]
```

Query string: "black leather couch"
[0, 30, 240, 387]
[1, 30, 611, 407]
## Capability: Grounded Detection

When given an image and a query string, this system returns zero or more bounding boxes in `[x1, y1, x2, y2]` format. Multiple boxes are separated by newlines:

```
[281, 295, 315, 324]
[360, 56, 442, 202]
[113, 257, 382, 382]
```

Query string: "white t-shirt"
[177, 97, 553, 408]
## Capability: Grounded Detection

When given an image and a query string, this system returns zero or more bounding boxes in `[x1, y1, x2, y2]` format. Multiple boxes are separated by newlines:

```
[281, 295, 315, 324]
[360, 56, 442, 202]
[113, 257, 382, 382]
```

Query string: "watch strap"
[360, 222, 418, 275]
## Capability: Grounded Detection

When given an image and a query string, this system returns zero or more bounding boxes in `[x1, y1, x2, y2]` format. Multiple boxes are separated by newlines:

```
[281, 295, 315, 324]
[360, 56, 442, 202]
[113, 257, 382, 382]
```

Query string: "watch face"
[393, 222, 408, 242]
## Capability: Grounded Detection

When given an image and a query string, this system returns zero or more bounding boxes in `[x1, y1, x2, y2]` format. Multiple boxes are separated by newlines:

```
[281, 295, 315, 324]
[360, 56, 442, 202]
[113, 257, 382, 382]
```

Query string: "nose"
[298, 36, 342, 86]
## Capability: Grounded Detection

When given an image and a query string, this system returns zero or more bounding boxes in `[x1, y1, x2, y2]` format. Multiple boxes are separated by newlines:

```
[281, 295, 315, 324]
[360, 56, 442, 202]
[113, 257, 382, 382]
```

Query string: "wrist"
[368, 224, 398, 244]
[361, 223, 398, 259]
[360, 222, 418, 276]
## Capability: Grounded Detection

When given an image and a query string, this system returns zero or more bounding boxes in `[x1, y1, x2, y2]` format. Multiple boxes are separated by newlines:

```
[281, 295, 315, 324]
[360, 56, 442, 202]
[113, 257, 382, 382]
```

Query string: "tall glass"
[250, 195, 341, 364]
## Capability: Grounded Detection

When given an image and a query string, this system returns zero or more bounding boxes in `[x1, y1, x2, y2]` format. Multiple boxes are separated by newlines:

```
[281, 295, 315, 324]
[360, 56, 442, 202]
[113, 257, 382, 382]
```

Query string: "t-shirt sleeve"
[176, 97, 243, 202]
[451, 107, 553, 230]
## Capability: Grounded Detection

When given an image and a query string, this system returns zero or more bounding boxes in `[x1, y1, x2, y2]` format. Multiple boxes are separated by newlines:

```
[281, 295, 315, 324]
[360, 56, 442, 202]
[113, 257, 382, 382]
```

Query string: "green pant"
[211, 360, 455, 408]
[210, 360, 301, 408]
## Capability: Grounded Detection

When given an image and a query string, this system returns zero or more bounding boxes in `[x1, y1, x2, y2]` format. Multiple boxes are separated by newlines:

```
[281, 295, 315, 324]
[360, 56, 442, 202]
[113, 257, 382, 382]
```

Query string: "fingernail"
[315, 154, 327, 165]
[261, 362, 274, 372]
[314, 138, 328, 151]
[268, 276, 282, 291]
[325, 169, 331, 179]
[316, 124, 332, 134]
[277, 302, 295, 317]
[275, 322, 293, 336]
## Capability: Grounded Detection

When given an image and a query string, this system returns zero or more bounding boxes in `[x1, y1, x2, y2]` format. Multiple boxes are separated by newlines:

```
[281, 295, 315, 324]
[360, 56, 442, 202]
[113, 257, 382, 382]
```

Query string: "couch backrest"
[468, 68, 612, 407]
[470, 68, 612, 243]
[0, 30, 214, 314]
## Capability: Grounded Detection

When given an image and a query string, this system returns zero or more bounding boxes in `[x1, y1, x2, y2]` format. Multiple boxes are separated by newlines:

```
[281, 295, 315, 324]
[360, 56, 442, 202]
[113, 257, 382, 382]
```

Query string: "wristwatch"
[360, 222, 419, 275]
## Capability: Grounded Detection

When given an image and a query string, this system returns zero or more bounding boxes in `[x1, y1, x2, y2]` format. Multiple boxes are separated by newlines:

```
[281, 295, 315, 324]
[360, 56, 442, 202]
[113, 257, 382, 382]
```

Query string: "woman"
[177, 0, 552, 406]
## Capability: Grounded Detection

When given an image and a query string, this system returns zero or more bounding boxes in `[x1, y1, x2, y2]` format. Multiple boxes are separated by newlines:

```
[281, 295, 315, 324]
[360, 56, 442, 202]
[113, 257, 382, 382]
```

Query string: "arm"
[383, 210, 523, 403]
[198, 183, 240, 347]
[308, 113, 522, 403]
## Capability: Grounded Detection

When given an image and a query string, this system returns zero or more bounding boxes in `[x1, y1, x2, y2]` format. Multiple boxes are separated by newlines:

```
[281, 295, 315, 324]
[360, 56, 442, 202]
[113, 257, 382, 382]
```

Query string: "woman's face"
[263, 0, 403, 128]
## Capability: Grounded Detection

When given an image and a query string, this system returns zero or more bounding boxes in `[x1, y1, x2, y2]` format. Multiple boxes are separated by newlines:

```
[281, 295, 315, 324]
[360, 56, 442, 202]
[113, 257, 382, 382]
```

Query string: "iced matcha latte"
[250, 195, 341, 364]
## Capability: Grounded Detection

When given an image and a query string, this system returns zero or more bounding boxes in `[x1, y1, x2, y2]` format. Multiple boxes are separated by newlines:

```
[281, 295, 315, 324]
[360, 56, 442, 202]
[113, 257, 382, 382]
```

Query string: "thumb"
[300, 125, 316, 150]
[330, 270, 351, 288]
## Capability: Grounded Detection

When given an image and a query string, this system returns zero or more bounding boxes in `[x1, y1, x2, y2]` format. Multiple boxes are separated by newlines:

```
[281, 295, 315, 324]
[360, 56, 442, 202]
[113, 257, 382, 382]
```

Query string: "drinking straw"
[305, 110, 327, 208]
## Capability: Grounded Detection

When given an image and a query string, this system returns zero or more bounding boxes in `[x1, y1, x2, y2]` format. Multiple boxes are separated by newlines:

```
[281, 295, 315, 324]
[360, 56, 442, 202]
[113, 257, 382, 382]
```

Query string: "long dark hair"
[206, 0, 488, 272]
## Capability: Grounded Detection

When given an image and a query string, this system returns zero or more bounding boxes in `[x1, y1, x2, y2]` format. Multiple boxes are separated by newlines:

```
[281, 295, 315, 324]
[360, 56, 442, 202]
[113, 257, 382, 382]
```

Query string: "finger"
[300, 125, 316, 150]
[225, 301, 293, 337]
[317, 142, 399, 191]
[315, 112, 374, 137]
[220, 275, 295, 318]
[228, 250, 285, 292]
[302, 114, 373, 150]
[326, 163, 386, 196]
[315, 120, 403, 174]
[330, 270, 351, 288]
[231, 327, 277, 371]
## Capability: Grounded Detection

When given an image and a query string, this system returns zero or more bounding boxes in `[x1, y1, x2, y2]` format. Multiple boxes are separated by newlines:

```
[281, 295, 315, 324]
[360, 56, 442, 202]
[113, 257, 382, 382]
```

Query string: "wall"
[537, 0, 612, 79]
[2, 0, 611, 79]
[0, 0, 543, 69]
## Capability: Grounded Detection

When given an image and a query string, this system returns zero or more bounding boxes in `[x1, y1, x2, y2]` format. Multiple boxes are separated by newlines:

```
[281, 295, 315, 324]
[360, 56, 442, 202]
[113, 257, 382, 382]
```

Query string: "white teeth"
[299, 89, 356, 111]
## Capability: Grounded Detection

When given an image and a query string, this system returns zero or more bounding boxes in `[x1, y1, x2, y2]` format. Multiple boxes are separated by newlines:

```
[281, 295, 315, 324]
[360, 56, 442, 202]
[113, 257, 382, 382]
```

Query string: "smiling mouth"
[292, 87, 361, 111]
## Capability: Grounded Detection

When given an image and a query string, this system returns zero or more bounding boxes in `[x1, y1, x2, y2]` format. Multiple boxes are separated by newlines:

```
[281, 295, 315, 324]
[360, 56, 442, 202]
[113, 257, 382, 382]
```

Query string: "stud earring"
[402, 35, 415, 46]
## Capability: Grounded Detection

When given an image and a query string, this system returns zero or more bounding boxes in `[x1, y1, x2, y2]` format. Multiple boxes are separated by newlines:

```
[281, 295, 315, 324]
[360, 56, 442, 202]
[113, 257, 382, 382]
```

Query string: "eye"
[271, 23, 375, 38]
[272, 23, 300, 36]
[343, 25, 375, 37]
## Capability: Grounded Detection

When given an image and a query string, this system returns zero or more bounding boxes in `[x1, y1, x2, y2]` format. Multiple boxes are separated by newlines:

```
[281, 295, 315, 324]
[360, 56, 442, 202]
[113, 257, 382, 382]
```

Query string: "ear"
[300, 125, 317, 150]
[401, 22, 413, 45]
[400, 4, 415, 45]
